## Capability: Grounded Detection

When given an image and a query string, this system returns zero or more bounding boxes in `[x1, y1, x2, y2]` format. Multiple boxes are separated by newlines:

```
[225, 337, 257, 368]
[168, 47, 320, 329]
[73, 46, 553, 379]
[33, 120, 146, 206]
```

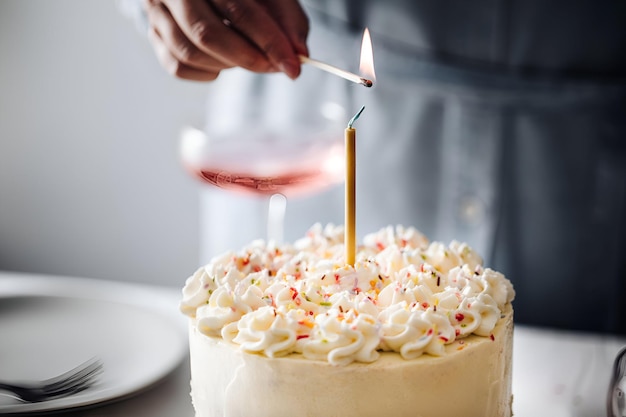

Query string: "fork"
[608, 346, 626, 417]
[0, 358, 103, 402]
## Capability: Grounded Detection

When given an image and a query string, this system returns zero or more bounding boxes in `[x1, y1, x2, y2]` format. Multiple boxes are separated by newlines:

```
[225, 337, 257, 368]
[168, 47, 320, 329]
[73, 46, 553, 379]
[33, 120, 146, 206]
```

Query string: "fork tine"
[42, 358, 101, 387]
[44, 359, 103, 391]
[44, 360, 103, 398]
[0, 358, 103, 402]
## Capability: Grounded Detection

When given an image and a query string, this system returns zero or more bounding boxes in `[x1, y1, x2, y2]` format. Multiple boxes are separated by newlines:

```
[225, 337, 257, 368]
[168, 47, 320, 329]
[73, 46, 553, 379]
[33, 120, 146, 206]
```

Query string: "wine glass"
[179, 68, 348, 250]
[179, 116, 345, 198]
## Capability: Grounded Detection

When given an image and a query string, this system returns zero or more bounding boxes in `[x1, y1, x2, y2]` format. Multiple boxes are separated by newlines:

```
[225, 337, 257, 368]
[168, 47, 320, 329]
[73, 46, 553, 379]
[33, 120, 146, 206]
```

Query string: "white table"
[1, 271, 624, 417]
[513, 325, 624, 417]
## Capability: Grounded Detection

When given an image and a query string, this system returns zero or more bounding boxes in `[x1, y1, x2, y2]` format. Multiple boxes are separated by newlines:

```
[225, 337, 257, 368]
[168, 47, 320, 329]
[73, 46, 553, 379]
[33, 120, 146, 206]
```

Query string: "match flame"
[359, 28, 376, 81]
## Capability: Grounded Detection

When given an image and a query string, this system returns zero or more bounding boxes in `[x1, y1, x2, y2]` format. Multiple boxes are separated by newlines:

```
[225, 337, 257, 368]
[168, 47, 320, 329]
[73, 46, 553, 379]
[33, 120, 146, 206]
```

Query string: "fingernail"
[278, 59, 300, 79]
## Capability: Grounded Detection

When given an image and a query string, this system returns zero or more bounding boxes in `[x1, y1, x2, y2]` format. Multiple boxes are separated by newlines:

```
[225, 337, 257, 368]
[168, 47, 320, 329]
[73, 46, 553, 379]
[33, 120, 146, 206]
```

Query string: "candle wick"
[347, 106, 365, 129]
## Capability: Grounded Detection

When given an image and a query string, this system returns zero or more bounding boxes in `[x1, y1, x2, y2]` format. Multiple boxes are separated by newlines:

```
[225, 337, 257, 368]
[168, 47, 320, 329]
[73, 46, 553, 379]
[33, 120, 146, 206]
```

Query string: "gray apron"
[201, 0, 626, 334]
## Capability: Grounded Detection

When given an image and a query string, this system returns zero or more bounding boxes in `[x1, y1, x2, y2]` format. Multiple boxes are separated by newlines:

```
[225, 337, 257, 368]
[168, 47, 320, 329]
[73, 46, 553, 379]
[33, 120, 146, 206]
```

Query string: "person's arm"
[139, 0, 309, 81]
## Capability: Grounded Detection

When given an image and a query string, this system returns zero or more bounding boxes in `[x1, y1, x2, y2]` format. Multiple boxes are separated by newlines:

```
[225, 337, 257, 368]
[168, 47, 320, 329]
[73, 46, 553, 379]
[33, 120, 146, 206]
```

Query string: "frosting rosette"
[181, 224, 515, 366]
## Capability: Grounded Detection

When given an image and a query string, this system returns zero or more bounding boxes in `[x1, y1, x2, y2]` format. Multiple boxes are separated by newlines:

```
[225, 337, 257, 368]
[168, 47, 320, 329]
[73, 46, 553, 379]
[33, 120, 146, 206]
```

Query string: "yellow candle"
[345, 126, 356, 265]
[345, 106, 364, 266]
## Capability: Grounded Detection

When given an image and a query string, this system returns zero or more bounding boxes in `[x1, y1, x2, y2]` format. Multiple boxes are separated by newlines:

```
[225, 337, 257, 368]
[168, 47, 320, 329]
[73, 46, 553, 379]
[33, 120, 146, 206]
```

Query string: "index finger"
[261, 0, 309, 57]
[207, 0, 303, 77]
[161, 0, 276, 74]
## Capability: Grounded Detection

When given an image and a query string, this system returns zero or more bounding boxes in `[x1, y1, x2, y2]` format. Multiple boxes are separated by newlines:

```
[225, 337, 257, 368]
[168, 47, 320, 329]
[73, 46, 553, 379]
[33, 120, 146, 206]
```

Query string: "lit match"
[299, 28, 375, 88]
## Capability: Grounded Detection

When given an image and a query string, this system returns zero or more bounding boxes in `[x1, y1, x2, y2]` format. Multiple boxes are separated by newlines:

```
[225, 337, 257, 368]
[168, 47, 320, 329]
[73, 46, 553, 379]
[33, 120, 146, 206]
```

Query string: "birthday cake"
[180, 224, 515, 417]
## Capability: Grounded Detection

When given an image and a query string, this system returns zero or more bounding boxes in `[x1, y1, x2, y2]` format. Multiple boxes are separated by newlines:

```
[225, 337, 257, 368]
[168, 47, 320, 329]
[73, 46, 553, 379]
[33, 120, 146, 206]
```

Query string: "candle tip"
[347, 106, 365, 128]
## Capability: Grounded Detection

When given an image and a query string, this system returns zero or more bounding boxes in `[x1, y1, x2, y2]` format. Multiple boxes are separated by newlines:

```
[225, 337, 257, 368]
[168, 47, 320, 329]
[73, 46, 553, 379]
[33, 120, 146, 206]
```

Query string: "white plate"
[0, 274, 187, 414]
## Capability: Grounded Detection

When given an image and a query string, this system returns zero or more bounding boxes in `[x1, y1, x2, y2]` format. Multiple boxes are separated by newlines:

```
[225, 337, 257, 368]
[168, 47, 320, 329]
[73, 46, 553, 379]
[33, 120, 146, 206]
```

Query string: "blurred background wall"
[0, 0, 207, 286]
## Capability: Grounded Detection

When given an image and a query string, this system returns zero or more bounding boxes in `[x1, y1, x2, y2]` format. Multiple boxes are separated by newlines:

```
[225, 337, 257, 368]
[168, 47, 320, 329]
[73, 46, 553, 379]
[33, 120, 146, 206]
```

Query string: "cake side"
[189, 303, 513, 417]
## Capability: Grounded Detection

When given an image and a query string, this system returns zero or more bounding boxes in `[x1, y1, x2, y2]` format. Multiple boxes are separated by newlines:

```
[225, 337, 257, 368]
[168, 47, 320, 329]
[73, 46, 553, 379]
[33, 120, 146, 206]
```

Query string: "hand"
[143, 0, 309, 81]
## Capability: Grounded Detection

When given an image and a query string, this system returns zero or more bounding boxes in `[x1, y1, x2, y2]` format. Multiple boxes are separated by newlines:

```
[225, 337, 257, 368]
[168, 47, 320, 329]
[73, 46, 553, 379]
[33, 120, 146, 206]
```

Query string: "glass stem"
[267, 193, 287, 244]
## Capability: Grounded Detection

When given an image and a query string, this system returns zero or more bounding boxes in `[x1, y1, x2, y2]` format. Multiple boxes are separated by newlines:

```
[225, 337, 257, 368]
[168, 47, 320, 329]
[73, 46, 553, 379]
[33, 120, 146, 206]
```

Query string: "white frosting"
[181, 224, 515, 366]
[189, 306, 514, 417]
